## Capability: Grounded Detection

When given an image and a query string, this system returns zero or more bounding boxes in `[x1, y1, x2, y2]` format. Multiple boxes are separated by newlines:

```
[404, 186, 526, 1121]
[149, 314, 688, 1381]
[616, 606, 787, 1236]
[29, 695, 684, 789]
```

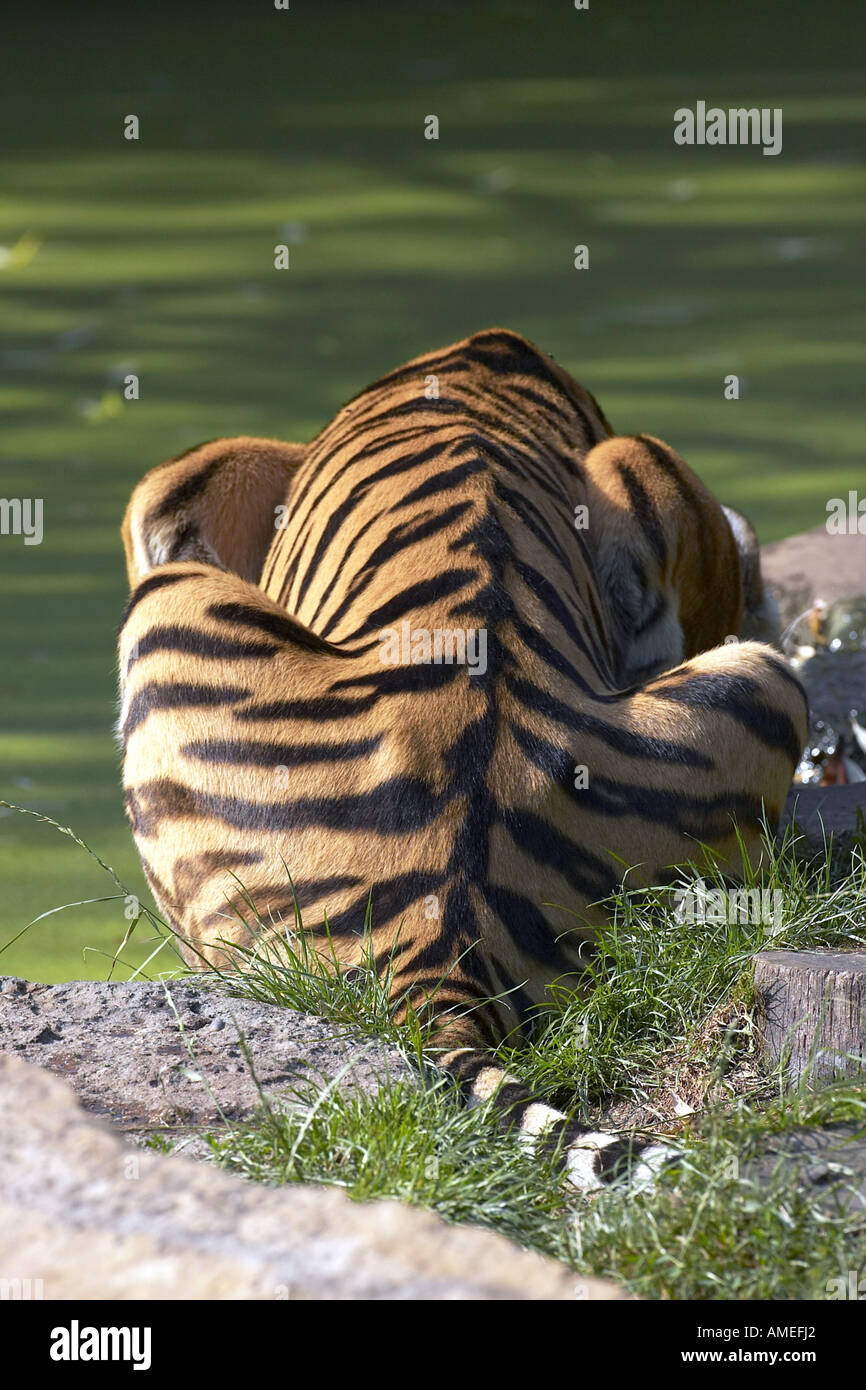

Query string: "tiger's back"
[119, 328, 804, 1041]
[118, 329, 806, 1182]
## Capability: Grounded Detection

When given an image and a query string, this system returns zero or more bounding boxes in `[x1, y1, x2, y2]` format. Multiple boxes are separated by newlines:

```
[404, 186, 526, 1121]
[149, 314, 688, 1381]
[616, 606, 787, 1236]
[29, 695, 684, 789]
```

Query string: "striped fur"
[118, 329, 807, 1187]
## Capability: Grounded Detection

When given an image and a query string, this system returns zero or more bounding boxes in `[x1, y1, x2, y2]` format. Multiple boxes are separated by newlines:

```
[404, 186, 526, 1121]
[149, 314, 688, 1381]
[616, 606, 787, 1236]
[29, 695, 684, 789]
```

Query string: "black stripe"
[513, 715, 767, 836]
[483, 885, 566, 966]
[357, 570, 479, 635]
[296, 466, 478, 614]
[512, 560, 615, 686]
[510, 617, 619, 700]
[494, 480, 575, 577]
[128, 773, 449, 835]
[206, 602, 339, 655]
[633, 434, 720, 588]
[443, 1049, 498, 1092]
[121, 681, 249, 744]
[397, 459, 486, 509]
[634, 434, 703, 522]
[272, 433, 449, 587]
[151, 457, 223, 520]
[460, 329, 597, 435]
[507, 677, 715, 767]
[757, 650, 810, 708]
[303, 870, 445, 939]
[647, 671, 804, 763]
[118, 570, 206, 634]
[618, 462, 667, 569]
[127, 625, 279, 671]
[180, 735, 382, 766]
[292, 484, 383, 610]
[450, 431, 565, 507]
[581, 772, 764, 835]
[234, 693, 378, 722]
[202, 874, 365, 928]
[303, 507, 386, 628]
[487, 958, 536, 1035]
[315, 501, 473, 634]
[495, 803, 619, 900]
[505, 379, 577, 430]
[327, 662, 466, 697]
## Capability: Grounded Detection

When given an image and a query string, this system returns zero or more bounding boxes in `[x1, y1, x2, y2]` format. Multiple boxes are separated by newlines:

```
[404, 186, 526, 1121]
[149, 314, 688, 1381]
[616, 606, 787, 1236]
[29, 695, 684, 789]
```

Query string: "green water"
[1, 1, 864, 979]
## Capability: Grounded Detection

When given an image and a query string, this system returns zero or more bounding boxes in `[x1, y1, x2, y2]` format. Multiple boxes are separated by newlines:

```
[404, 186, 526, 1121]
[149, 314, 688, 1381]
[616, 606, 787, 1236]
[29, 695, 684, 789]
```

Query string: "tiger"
[118, 327, 807, 1190]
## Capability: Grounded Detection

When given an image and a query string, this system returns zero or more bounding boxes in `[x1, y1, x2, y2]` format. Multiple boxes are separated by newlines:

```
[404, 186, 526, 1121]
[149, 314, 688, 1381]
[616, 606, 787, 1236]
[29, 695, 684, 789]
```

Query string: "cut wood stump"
[754, 951, 866, 1085]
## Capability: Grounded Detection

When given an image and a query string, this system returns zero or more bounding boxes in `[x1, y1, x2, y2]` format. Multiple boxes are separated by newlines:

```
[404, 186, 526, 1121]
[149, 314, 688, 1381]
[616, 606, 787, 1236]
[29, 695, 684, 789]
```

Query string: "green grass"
[6, 797, 866, 1296]
[1, 3, 865, 975]
[195, 837, 866, 1300]
[201, 1069, 866, 1300]
[41, 818, 844, 1300]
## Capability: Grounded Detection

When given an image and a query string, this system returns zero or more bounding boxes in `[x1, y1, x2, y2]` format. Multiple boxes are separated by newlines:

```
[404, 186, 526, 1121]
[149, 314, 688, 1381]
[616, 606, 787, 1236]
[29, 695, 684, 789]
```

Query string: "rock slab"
[0, 976, 416, 1139]
[0, 1056, 626, 1301]
[761, 525, 865, 627]
[780, 782, 866, 858]
[748, 1123, 866, 1215]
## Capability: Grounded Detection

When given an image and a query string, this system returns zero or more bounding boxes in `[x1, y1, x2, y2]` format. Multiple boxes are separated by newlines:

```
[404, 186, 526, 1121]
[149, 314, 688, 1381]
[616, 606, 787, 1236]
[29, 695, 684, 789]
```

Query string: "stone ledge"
[0, 1056, 627, 1301]
[0, 976, 416, 1141]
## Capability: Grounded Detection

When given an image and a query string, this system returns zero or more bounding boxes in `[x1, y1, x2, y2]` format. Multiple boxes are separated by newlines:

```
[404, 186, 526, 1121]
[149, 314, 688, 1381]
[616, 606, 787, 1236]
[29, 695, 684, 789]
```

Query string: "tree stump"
[754, 951, 866, 1085]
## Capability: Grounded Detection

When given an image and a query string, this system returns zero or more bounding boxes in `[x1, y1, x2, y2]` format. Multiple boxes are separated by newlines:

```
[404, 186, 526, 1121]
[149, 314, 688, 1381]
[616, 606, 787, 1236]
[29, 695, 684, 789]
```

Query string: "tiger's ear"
[721, 504, 781, 646]
[121, 437, 306, 589]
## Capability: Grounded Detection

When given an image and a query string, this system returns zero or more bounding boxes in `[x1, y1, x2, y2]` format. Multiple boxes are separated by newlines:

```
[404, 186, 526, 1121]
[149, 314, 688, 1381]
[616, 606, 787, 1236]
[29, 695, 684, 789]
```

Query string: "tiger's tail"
[439, 1046, 673, 1191]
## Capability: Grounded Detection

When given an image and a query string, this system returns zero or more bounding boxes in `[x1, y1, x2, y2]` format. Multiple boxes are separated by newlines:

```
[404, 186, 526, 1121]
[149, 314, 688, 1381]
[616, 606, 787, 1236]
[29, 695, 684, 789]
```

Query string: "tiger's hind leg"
[121, 436, 306, 588]
[542, 645, 808, 1189]
[117, 559, 356, 968]
[620, 637, 807, 878]
[561, 637, 807, 935]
